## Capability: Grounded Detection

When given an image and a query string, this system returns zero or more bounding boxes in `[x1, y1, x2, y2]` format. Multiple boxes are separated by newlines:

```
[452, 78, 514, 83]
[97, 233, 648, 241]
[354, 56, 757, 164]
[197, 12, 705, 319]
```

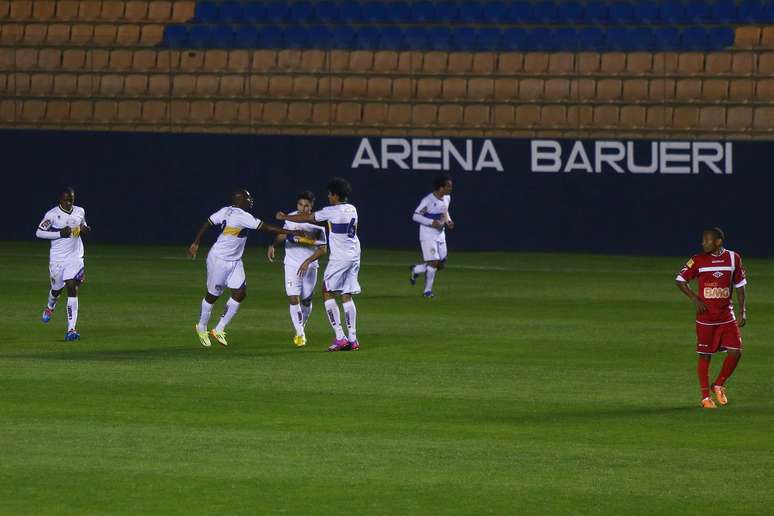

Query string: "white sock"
[197, 299, 214, 331]
[413, 263, 427, 275]
[66, 297, 78, 331]
[324, 298, 345, 340]
[289, 303, 305, 337]
[215, 298, 240, 332]
[301, 302, 312, 325]
[342, 300, 357, 341]
[424, 265, 437, 293]
[47, 290, 58, 310]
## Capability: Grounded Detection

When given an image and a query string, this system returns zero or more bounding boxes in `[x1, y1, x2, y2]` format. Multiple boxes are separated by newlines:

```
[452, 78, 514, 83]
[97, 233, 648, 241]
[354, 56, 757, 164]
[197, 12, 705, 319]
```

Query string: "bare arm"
[736, 286, 747, 327]
[188, 220, 212, 258]
[297, 245, 328, 277]
[276, 211, 315, 223]
[260, 222, 297, 235]
[267, 233, 288, 262]
[675, 279, 707, 314]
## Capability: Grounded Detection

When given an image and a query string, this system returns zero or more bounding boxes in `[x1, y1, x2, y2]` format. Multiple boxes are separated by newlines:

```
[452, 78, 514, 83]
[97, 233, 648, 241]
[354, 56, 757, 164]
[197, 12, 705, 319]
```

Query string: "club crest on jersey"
[713, 271, 724, 278]
[686, 259, 694, 268]
[40, 220, 51, 229]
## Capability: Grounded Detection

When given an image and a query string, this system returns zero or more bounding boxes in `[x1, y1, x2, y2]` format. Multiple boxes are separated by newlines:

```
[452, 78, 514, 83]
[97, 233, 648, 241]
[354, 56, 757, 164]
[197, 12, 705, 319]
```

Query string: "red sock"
[714, 353, 741, 387]
[697, 357, 711, 399]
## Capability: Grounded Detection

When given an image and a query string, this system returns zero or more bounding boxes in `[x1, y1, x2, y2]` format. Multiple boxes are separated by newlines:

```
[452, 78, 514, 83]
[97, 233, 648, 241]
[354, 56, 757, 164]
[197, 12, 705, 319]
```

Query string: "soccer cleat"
[700, 397, 717, 409]
[712, 385, 728, 406]
[327, 338, 351, 352]
[293, 334, 307, 348]
[409, 265, 418, 286]
[210, 329, 228, 347]
[64, 329, 80, 341]
[42, 307, 54, 323]
[348, 340, 360, 351]
[195, 325, 211, 348]
[423, 291, 434, 298]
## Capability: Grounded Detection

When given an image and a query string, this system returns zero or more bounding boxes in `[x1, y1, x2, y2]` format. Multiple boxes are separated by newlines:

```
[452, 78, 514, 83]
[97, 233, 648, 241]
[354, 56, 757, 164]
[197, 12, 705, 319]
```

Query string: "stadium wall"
[3, 130, 770, 256]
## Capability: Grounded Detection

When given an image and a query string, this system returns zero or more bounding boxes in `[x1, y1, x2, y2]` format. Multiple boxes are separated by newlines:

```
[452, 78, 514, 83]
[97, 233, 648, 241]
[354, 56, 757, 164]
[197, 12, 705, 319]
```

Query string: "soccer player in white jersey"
[410, 174, 454, 298]
[267, 191, 328, 348]
[276, 178, 361, 352]
[35, 187, 91, 341]
[188, 189, 297, 348]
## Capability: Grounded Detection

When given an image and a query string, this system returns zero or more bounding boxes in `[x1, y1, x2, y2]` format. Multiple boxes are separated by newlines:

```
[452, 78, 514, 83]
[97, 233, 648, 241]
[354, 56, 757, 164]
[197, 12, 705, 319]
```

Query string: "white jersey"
[314, 203, 360, 262]
[37, 205, 87, 262]
[207, 206, 262, 261]
[283, 211, 327, 269]
[414, 193, 451, 242]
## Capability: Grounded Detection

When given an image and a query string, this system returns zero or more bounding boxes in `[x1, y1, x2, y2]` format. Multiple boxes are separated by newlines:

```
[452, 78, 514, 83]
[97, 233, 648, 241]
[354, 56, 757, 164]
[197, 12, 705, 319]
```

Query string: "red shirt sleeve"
[677, 256, 699, 282]
[733, 253, 747, 287]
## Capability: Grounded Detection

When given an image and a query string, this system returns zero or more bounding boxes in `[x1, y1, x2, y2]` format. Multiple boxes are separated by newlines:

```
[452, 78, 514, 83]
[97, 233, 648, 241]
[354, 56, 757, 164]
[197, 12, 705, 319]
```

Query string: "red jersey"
[676, 249, 747, 324]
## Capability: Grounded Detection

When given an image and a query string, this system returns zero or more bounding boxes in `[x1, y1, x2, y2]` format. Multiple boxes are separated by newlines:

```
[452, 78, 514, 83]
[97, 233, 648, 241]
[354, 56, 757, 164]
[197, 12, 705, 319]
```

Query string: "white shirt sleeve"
[36, 211, 59, 239]
[239, 212, 260, 230]
[208, 207, 227, 226]
[413, 197, 433, 226]
[314, 206, 332, 223]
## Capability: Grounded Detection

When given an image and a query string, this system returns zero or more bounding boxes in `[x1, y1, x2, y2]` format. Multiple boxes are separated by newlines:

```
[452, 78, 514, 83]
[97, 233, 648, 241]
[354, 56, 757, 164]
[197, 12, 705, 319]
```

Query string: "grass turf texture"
[1, 241, 773, 515]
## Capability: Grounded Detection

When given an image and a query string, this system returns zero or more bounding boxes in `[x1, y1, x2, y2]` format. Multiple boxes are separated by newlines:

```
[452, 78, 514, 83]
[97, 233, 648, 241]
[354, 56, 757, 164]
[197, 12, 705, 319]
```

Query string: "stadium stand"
[1, 0, 774, 137]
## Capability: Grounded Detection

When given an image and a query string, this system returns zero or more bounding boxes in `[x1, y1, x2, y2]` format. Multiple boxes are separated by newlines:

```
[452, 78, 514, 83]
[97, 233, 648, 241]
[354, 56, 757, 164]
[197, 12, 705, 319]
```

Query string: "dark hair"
[433, 174, 451, 190]
[327, 177, 351, 201]
[705, 227, 726, 240]
[297, 190, 316, 204]
[59, 186, 75, 197]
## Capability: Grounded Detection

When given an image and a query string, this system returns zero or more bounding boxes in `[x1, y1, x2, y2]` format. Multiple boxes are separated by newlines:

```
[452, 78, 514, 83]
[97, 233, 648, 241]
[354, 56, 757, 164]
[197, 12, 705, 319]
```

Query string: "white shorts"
[206, 253, 246, 296]
[284, 263, 318, 299]
[420, 239, 448, 262]
[324, 260, 361, 295]
[49, 259, 85, 290]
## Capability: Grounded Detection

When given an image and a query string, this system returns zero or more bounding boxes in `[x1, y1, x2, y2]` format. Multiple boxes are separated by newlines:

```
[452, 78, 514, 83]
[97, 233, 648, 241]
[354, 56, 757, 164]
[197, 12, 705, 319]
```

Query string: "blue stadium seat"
[583, 2, 609, 24]
[284, 26, 310, 49]
[265, 2, 289, 22]
[218, 1, 242, 23]
[188, 25, 214, 48]
[411, 1, 435, 22]
[607, 28, 651, 51]
[337, 1, 361, 22]
[501, 28, 527, 51]
[482, 1, 508, 23]
[434, 1, 459, 22]
[737, 0, 764, 23]
[712, 0, 738, 22]
[362, 2, 389, 23]
[553, 27, 577, 50]
[234, 25, 260, 47]
[427, 27, 452, 51]
[651, 27, 680, 50]
[507, 2, 532, 23]
[380, 27, 405, 50]
[330, 26, 356, 48]
[307, 25, 330, 48]
[557, 2, 583, 23]
[681, 27, 710, 50]
[608, 2, 634, 23]
[577, 27, 604, 50]
[162, 24, 188, 47]
[660, 2, 688, 24]
[388, 1, 412, 22]
[459, 1, 484, 23]
[763, 1, 774, 23]
[315, 1, 340, 23]
[193, 1, 218, 23]
[685, 1, 712, 23]
[526, 28, 556, 51]
[242, 2, 266, 23]
[290, 2, 314, 23]
[451, 27, 476, 51]
[259, 25, 284, 48]
[476, 28, 501, 51]
[212, 25, 234, 48]
[532, 1, 558, 23]
[356, 27, 380, 50]
[403, 27, 427, 50]
[707, 27, 736, 49]
[632, 2, 660, 24]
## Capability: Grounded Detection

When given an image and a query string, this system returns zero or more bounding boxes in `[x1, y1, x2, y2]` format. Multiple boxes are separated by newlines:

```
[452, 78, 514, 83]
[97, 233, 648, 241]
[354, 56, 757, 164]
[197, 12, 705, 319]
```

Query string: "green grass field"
[2, 241, 773, 515]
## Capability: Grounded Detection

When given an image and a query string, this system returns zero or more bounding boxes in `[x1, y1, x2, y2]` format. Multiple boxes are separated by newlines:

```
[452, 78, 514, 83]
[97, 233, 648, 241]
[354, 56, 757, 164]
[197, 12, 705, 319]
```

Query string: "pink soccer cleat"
[327, 338, 351, 352]
[348, 340, 360, 351]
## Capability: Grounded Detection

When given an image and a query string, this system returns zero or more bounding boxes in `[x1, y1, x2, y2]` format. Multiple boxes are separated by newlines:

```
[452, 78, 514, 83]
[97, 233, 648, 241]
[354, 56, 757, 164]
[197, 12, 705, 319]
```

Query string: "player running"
[409, 174, 454, 298]
[35, 187, 91, 341]
[276, 178, 361, 352]
[188, 189, 297, 348]
[267, 191, 328, 348]
[675, 227, 748, 409]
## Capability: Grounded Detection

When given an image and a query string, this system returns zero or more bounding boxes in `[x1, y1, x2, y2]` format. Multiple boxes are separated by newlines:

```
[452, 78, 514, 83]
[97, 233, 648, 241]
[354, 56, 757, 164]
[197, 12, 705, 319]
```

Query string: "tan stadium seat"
[80, 1, 103, 19]
[493, 105, 514, 127]
[46, 100, 70, 123]
[548, 53, 574, 74]
[252, 50, 277, 71]
[148, 74, 170, 96]
[93, 24, 119, 45]
[54, 1, 79, 20]
[705, 53, 732, 74]
[37, 48, 62, 69]
[141, 25, 163, 45]
[25, 24, 48, 44]
[21, 99, 46, 122]
[649, 79, 676, 100]
[366, 77, 391, 99]
[756, 79, 774, 100]
[468, 78, 494, 100]
[622, 79, 648, 101]
[423, 52, 447, 74]
[494, 79, 517, 100]
[392, 77, 413, 98]
[301, 50, 326, 71]
[373, 51, 398, 72]
[277, 50, 301, 70]
[9, 1, 32, 19]
[673, 106, 699, 128]
[545, 79, 570, 100]
[29, 73, 52, 95]
[600, 53, 626, 73]
[143, 1, 169, 21]
[753, 107, 774, 129]
[70, 100, 94, 121]
[263, 102, 288, 123]
[576, 52, 600, 74]
[678, 53, 705, 75]
[172, 74, 196, 95]
[124, 74, 147, 96]
[620, 106, 646, 127]
[349, 51, 373, 72]
[62, 49, 86, 69]
[169, 99, 190, 121]
[172, 1, 195, 22]
[196, 75, 219, 96]
[109, 49, 133, 70]
[731, 53, 755, 73]
[675, 79, 702, 100]
[269, 76, 293, 96]
[570, 79, 595, 100]
[310, 103, 331, 124]
[523, 53, 549, 73]
[52, 73, 77, 95]
[645, 106, 672, 128]
[361, 103, 386, 124]
[326, 50, 348, 71]
[729, 79, 754, 101]
[336, 102, 361, 124]
[188, 100, 213, 123]
[727, 107, 753, 130]
[515, 105, 541, 127]
[438, 104, 463, 125]
[703, 80, 729, 101]
[318, 76, 342, 97]
[416, 78, 442, 100]
[13, 48, 38, 69]
[463, 105, 489, 126]
[8, 73, 31, 94]
[226, 50, 250, 71]
[472, 53, 496, 73]
[441, 78, 466, 100]
[652, 52, 679, 73]
[399, 52, 423, 73]
[497, 52, 523, 73]
[102, 1, 127, 20]
[387, 104, 411, 124]
[142, 100, 168, 123]
[698, 107, 725, 129]
[0, 100, 19, 122]
[204, 50, 228, 70]
[761, 27, 774, 48]
[219, 75, 244, 96]
[0, 48, 13, 69]
[759, 52, 774, 73]
[290, 76, 315, 97]
[76, 74, 95, 95]
[125, 1, 149, 21]
[287, 102, 312, 124]
[519, 78, 544, 100]
[541, 105, 567, 127]
[117, 100, 142, 122]
[734, 26, 761, 49]
[626, 53, 652, 74]
[447, 53, 473, 74]
[179, 51, 204, 71]
[100, 74, 124, 96]
[413, 104, 437, 126]
[132, 49, 158, 70]
[593, 106, 619, 127]
[341, 77, 367, 98]
[1, 24, 24, 44]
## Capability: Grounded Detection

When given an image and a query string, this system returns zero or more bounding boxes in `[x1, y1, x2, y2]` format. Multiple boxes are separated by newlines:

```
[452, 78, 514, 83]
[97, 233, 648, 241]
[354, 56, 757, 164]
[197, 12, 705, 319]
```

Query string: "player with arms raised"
[267, 191, 328, 348]
[675, 227, 747, 409]
[189, 189, 297, 348]
[277, 178, 361, 352]
[409, 174, 454, 298]
[36, 187, 91, 341]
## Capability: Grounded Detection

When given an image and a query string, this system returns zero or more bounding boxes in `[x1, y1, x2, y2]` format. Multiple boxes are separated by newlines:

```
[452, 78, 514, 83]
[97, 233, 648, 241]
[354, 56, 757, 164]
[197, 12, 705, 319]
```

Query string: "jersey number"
[347, 218, 357, 238]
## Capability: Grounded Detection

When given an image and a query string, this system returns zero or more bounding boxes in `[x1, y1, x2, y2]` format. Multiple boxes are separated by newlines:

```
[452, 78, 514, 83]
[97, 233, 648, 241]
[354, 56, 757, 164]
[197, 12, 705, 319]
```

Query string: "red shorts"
[696, 320, 742, 354]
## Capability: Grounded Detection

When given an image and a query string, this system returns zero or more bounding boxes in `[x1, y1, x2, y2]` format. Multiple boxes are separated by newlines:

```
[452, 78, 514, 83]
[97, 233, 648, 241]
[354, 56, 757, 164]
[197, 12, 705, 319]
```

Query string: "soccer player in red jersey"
[675, 228, 747, 409]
